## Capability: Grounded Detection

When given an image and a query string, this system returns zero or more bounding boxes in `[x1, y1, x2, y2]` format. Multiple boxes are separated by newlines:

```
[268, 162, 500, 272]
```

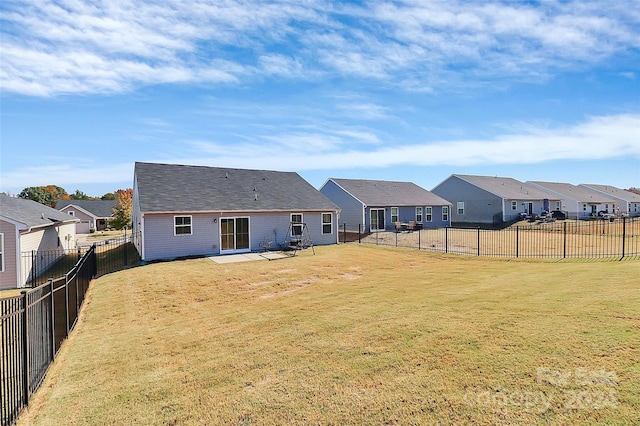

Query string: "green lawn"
[18, 245, 640, 425]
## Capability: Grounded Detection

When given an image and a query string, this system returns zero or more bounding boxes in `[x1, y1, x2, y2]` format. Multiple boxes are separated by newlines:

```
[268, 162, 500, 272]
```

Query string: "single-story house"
[56, 199, 117, 233]
[1, 194, 78, 289]
[431, 174, 561, 225]
[319, 178, 452, 232]
[579, 184, 640, 217]
[527, 181, 619, 219]
[133, 162, 341, 261]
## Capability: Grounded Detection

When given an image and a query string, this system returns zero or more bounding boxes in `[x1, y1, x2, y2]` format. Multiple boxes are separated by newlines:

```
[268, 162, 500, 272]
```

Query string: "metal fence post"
[21, 290, 29, 406]
[49, 279, 55, 361]
[343, 223, 346, 244]
[418, 228, 421, 250]
[358, 224, 361, 244]
[515, 226, 519, 258]
[621, 216, 626, 260]
[31, 250, 36, 287]
[64, 274, 70, 335]
[445, 227, 448, 254]
[563, 221, 567, 259]
[477, 227, 481, 256]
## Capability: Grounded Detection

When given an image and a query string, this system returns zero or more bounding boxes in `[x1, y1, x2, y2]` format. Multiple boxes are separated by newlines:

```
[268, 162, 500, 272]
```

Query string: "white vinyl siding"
[0, 233, 4, 272]
[174, 215, 192, 235]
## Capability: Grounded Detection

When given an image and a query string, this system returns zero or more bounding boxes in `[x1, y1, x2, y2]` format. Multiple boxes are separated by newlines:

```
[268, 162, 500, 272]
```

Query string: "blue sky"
[1, 0, 639, 197]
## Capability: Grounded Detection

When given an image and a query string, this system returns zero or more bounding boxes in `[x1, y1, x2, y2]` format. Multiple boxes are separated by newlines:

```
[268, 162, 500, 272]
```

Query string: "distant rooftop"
[1, 194, 79, 229]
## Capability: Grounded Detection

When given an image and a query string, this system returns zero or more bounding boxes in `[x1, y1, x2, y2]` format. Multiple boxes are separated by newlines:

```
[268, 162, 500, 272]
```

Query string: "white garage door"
[76, 220, 91, 234]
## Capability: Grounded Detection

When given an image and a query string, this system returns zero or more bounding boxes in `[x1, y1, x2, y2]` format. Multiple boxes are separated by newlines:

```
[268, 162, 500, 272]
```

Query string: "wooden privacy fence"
[341, 217, 640, 260]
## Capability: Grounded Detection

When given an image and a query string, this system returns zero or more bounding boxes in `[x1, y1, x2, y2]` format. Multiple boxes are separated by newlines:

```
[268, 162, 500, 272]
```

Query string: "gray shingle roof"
[328, 178, 451, 206]
[454, 175, 561, 200]
[1, 194, 79, 229]
[528, 181, 619, 203]
[55, 200, 117, 218]
[135, 162, 340, 213]
[579, 184, 640, 203]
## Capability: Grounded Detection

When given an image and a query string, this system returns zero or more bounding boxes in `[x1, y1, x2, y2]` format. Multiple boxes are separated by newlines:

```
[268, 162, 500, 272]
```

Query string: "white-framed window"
[511, 201, 517, 211]
[425, 207, 432, 222]
[416, 207, 423, 222]
[322, 213, 332, 234]
[68, 211, 75, 216]
[442, 206, 449, 222]
[174, 215, 192, 235]
[291, 213, 303, 236]
[555, 201, 561, 210]
[391, 207, 399, 223]
[457, 202, 465, 215]
[0, 233, 4, 272]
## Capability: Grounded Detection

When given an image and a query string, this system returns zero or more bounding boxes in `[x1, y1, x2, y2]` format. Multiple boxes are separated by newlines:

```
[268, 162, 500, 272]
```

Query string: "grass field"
[17, 245, 640, 425]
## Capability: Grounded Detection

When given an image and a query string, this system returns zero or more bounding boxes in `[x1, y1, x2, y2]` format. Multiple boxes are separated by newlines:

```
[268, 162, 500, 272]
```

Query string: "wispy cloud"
[2, 113, 637, 192]
[2, 0, 638, 96]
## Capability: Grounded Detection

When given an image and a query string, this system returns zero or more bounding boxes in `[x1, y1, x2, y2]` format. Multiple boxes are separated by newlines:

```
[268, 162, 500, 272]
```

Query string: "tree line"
[15, 185, 132, 230]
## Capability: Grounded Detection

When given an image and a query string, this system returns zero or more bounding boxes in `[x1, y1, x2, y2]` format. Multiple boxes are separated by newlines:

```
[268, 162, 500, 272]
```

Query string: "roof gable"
[0, 194, 79, 229]
[579, 184, 640, 203]
[56, 200, 117, 218]
[528, 181, 619, 203]
[454, 175, 560, 200]
[328, 178, 451, 206]
[134, 162, 339, 213]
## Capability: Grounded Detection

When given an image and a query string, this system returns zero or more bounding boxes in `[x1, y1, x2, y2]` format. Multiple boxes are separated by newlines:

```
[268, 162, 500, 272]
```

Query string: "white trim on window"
[425, 206, 432, 222]
[68, 211, 75, 216]
[442, 206, 449, 222]
[321, 212, 333, 235]
[416, 207, 423, 222]
[511, 201, 517, 211]
[391, 207, 399, 223]
[174, 215, 192, 236]
[291, 213, 303, 236]
[457, 202, 464, 215]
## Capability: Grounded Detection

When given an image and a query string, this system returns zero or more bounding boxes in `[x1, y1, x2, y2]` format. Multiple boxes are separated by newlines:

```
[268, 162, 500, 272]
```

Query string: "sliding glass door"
[220, 217, 250, 252]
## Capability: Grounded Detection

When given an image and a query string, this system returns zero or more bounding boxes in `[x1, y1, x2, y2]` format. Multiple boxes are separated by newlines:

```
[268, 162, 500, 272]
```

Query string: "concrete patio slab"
[208, 251, 289, 264]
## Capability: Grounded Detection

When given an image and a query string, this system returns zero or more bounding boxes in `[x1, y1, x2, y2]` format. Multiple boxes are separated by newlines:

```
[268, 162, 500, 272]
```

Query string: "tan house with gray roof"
[1, 194, 78, 289]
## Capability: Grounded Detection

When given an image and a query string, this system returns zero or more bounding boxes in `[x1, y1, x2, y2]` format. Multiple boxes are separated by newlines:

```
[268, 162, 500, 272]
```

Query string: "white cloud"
[3, 114, 637, 193]
[178, 113, 640, 170]
[2, 0, 638, 96]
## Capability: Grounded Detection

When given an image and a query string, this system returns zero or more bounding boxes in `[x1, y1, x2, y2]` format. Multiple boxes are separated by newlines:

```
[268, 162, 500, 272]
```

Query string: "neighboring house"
[319, 178, 452, 232]
[527, 181, 619, 219]
[579, 184, 640, 217]
[0, 194, 78, 290]
[431, 174, 561, 225]
[56, 200, 117, 233]
[132, 162, 341, 262]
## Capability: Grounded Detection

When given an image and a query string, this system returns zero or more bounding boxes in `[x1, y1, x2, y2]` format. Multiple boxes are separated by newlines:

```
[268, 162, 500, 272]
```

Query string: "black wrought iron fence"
[21, 233, 141, 287]
[1, 245, 95, 426]
[2, 233, 141, 426]
[339, 217, 640, 260]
